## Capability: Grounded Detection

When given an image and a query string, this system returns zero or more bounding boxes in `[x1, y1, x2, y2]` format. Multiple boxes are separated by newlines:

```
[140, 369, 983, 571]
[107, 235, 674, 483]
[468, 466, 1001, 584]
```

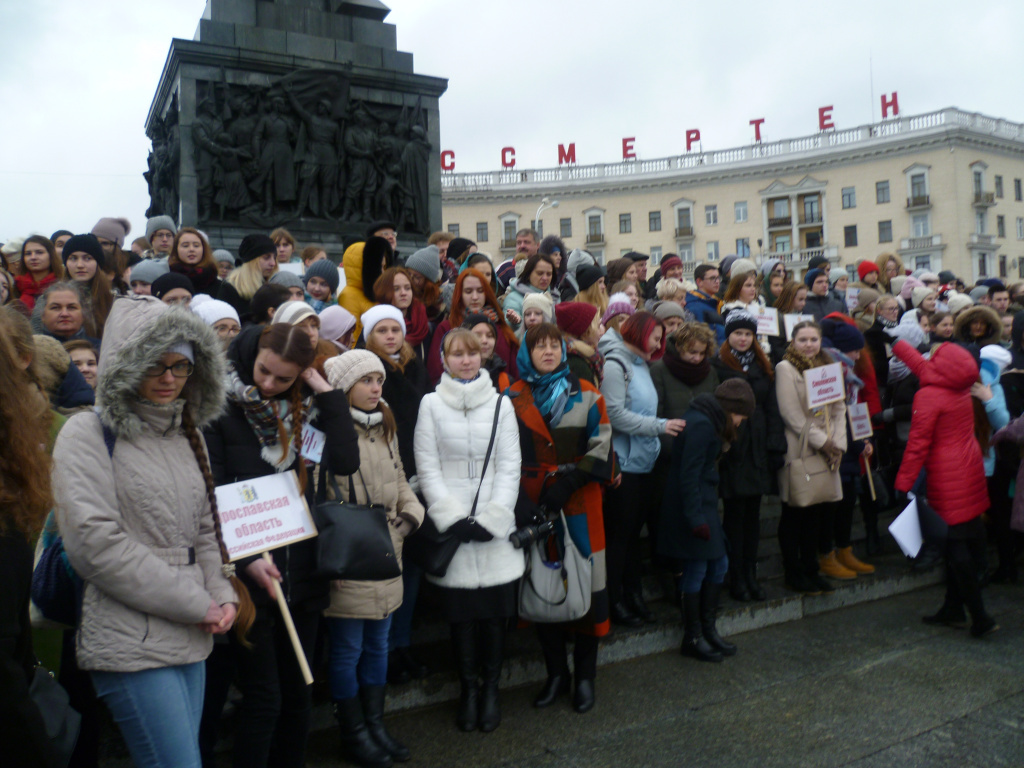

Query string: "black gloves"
[449, 517, 493, 543]
[539, 469, 589, 514]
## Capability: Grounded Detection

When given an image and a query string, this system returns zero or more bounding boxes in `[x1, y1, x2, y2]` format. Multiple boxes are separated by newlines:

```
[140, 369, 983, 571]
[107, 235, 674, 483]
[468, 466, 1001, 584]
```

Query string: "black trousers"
[722, 495, 762, 571]
[819, 480, 856, 552]
[943, 518, 990, 622]
[778, 502, 825, 578]
[226, 604, 321, 768]
[603, 471, 656, 605]
[534, 624, 599, 681]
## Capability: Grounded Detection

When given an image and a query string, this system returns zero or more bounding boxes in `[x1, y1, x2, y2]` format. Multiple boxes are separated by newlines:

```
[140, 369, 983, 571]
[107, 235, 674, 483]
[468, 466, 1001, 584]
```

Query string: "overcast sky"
[1, 0, 1022, 245]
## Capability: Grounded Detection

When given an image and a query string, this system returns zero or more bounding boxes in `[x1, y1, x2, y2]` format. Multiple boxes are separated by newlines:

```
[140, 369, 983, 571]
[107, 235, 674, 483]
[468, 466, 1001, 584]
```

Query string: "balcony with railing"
[973, 192, 996, 207]
[969, 233, 996, 246]
[906, 195, 931, 209]
[768, 216, 792, 228]
[674, 226, 694, 239]
[899, 234, 943, 252]
[500, 238, 516, 250]
[767, 245, 839, 269]
[585, 232, 605, 245]
[798, 213, 823, 225]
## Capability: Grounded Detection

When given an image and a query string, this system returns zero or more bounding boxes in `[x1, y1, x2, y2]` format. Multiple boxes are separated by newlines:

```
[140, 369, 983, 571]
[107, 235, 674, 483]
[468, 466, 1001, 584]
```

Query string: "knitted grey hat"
[303, 258, 340, 294]
[130, 259, 170, 285]
[269, 271, 304, 290]
[404, 245, 442, 283]
[145, 215, 177, 240]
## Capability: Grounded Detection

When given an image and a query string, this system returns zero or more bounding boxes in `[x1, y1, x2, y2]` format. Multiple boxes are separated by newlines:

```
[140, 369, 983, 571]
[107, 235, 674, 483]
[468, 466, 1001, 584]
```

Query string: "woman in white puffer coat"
[413, 327, 522, 735]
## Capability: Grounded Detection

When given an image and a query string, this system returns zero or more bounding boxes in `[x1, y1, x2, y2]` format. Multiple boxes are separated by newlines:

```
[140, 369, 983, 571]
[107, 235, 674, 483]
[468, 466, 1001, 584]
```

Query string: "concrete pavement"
[304, 584, 1024, 768]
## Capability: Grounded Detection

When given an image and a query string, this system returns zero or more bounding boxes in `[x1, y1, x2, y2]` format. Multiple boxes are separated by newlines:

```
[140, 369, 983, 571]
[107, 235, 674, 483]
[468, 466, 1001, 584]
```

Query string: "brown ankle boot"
[819, 551, 857, 580]
[836, 546, 875, 574]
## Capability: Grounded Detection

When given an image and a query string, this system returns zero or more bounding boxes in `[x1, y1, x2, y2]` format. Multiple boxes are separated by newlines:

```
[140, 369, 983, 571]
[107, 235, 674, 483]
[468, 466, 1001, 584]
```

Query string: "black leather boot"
[625, 589, 655, 623]
[609, 601, 643, 627]
[744, 561, 766, 601]
[333, 697, 392, 768]
[360, 686, 410, 762]
[450, 622, 478, 732]
[478, 618, 505, 732]
[680, 593, 722, 663]
[728, 562, 751, 602]
[533, 675, 570, 708]
[700, 582, 737, 657]
[572, 678, 595, 713]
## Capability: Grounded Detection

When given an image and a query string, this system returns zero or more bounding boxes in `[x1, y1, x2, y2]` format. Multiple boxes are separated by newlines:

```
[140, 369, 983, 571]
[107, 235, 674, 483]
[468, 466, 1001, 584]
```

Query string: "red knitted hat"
[554, 301, 598, 339]
[857, 260, 880, 280]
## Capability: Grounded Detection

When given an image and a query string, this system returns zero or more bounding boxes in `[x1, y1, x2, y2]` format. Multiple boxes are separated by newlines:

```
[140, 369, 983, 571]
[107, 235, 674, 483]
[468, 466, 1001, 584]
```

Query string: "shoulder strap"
[469, 395, 504, 518]
[316, 450, 346, 505]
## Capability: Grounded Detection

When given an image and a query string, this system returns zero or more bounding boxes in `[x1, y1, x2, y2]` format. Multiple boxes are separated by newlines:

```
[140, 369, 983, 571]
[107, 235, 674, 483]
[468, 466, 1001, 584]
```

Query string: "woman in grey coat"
[54, 296, 253, 768]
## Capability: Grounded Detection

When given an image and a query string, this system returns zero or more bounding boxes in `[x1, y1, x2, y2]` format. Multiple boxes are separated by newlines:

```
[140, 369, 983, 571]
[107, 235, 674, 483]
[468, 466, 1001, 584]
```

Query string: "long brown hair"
[181, 406, 255, 642]
[346, 386, 397, 444]
[258, 323, 316, 492]
[722, 270, 757, 303]
[0, 306, 53, 537]
[80, 268, 113, 337]
[774, 280, 807, 315]
[169, 227, 217, 271]
[449, 268, 517, 348]
[21, 235, 65, 281]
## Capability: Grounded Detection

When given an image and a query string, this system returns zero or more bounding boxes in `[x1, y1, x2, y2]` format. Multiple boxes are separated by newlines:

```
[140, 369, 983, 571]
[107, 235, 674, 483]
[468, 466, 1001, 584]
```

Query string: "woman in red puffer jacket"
[892, 339, 996, 637]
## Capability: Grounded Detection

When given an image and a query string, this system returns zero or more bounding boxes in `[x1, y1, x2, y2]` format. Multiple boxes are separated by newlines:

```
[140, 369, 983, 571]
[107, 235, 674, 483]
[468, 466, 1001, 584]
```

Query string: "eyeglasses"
[704, 274, 721, 282]
[144, 361, 194, 378]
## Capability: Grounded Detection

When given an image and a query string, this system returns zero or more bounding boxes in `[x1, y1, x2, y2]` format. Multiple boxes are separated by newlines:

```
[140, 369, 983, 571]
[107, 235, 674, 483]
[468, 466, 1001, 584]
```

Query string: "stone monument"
[144, 0, 447, 256]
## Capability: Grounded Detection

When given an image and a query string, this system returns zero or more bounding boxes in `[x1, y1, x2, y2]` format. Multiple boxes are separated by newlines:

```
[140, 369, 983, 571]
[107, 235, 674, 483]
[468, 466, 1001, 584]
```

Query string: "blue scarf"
[516, 339, 572, 427]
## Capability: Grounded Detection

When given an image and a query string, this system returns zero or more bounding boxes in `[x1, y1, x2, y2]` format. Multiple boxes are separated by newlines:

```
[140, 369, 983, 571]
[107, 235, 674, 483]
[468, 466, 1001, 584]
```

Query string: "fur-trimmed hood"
[954, 304, 1003, 349]
[97, 296, 226, 439]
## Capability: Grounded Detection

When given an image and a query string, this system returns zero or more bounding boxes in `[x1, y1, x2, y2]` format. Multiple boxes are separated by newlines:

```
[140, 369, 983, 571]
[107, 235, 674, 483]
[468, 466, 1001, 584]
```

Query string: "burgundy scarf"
[171, 263, 219, 293]
[663, 346, 712, 386]
[404, 300, 430, 347]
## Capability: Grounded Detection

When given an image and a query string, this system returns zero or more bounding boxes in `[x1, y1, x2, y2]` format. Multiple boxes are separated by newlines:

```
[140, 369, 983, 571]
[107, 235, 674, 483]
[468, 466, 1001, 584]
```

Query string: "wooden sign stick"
[263, 551, 314, 685]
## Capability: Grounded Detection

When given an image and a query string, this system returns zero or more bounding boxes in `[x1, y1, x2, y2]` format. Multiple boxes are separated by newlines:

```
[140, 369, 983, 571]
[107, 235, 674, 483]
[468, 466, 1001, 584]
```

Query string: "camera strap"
[468, 395, 504, 519]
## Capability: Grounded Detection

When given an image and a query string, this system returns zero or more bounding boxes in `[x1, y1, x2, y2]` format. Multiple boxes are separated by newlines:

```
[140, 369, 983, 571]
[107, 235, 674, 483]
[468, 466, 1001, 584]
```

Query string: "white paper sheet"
[888, 498, 923, 558]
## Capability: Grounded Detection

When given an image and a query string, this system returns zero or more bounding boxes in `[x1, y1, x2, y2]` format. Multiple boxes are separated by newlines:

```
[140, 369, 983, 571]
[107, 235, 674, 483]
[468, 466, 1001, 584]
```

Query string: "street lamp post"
[534, 197, 560, 236]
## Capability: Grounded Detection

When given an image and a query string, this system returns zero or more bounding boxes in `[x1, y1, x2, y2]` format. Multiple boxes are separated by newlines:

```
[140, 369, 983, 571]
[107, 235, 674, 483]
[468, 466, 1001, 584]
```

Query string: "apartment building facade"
[440, 108, 1024, 284]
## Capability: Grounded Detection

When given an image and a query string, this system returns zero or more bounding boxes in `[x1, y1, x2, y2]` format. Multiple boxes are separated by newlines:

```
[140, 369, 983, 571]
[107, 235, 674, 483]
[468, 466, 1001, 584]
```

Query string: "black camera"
[509, 515, 555, 549]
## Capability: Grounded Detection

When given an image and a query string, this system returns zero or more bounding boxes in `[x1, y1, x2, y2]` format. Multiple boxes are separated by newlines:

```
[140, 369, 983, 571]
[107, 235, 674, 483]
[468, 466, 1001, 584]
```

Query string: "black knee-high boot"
[478, 618, 505, 732]
[450, 622, 478, 732]
[700, 582, 737, 657]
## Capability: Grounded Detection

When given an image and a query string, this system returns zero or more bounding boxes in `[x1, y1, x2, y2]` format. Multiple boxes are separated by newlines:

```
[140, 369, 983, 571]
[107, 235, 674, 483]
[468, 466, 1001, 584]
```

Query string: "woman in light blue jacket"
[598, 311, 685, 627]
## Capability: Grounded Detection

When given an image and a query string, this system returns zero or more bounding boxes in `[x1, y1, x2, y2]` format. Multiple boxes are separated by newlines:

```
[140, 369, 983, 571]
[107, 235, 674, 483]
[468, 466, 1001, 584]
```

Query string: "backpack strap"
[93, 407, 116, 458]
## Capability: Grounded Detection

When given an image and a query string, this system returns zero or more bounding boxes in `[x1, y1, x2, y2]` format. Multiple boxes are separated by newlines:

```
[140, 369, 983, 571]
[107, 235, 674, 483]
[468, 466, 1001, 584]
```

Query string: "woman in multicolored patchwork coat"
[505, 323, 618, 715]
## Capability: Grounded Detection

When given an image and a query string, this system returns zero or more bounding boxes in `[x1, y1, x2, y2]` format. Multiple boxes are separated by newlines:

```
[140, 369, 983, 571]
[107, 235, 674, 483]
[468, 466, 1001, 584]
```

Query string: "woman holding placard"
[54, 296, 255, 768]
[203, 322, 359, 768]
[322, 350, 424, 767]
[774, 320, 847, 595]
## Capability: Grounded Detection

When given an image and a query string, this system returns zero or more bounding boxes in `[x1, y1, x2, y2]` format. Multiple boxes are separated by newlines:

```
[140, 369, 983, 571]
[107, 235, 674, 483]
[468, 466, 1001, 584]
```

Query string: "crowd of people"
[2, 216, 1021, 768]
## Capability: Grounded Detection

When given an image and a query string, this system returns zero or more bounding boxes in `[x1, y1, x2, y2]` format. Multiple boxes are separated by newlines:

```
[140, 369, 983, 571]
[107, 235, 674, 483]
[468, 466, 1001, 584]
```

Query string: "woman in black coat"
[656, 380, 755, 664]
[203, 322, 359, 768]
[712, 309, 786, 602]
[359, 304, 432, 683]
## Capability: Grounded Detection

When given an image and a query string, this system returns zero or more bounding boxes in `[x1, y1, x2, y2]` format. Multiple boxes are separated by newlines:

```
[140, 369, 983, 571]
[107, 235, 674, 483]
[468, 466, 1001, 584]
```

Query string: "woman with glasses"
[54, 296, 255, 768]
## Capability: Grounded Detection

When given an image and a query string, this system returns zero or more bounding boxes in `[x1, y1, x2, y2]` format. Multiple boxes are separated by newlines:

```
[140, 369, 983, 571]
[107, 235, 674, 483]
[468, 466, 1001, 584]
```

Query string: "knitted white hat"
[360, 304, 406, 338]
[272, 301, 318, 327]
[324, 349, 385, 392]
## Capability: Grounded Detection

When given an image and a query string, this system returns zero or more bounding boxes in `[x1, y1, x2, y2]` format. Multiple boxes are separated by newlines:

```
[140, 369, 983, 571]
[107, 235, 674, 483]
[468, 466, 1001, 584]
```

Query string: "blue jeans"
[327, 616, 392, 700]
[92, 661, 205, 768]
[389, 560, 421, 650]
[676, 555, 729, 594]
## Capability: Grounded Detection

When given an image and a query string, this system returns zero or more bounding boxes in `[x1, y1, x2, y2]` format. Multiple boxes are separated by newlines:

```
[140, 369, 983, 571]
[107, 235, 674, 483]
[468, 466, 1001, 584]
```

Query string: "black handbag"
[313, 465, 402, 582]
[404, 396, 503, 577]
[29, 664, 81, 767]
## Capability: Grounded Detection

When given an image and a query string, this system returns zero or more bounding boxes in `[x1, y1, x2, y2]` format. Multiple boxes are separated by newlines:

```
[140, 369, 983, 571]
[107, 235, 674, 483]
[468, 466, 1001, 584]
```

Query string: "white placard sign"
[756, 306, 780, 337]
[888, 497, 923, 558]
[845, 287, 861, 313]
[804, 363, 845, 409]
[277, 262, 305, 276]
[300, 424, 326, 463]
[215, 471, 317, 561]
[783, 314, 814, 340]
[848, 401, 874, 440]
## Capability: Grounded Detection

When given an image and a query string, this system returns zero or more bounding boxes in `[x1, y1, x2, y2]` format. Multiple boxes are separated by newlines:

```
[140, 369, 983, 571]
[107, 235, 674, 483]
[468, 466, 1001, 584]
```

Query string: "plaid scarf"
[226, 368, 314, 469]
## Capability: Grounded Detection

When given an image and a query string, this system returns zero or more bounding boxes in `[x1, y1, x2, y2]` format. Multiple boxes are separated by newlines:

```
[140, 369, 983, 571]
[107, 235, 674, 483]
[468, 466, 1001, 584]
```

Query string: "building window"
[842, 187, 856, 209]
[620, 248, 632, 257]
[705, 205, 718, 226]
[476, 222, 488, 242]
[976, 211, 986, 235]
[676, 208, 692, 230]
[910, 173, 927, 200]
[735, 238, 750, 258]
[844, 225, 858, 247]
[876, 181, 890, 204]
[915, 255, 931, 272]
[619, 213, 631, 234]
[1015, 179, 1022, 201]
[978, 254, 988, 278]
[648, 211, 661, 232]
[588, 215, 602, 236]
[995, 175, 1004, 198]
[679, 244, 694, 262]
[974, 170, 984, 196]
[911, 214, 930, 238]
[878, 221, 892, 243]
[774, 234, 791, 253]
[803, 196, 820, 222]
[650, 246, 663, 264]
[447, 223, 460, 237]
[706, 241, 719, 260]
[734, 201, 748, 223]
[997, 215, 1006, 238]
[503, 220, 516, 245]
[772, 199, 790, 218]
[560, 218, 572, 238]
[1017, 217, 1024, 240]
[1000, 254, 1008, 278]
